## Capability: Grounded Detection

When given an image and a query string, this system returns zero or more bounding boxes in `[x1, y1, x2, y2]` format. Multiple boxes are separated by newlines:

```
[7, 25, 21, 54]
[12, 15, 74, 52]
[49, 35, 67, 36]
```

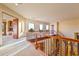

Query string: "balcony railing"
[27, 32, 79, 56]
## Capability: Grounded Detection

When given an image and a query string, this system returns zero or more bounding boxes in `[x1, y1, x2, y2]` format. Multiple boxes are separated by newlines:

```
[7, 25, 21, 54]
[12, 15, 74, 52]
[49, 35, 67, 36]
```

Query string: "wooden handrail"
[53, 36, 79, 43]
[62, 37, 79, 42]
[29, 35, 79, 43]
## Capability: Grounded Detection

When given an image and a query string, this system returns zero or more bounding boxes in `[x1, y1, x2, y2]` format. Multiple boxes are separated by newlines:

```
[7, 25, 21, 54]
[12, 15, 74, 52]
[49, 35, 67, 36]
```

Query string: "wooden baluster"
[65, 41, 68, 56]
[50, 37, 53, 56]
[78, 42, 79, 55]
[68, 41, 72, 56]
[47, 38, 48, 55]
[48, 38, 49, 55]
[55, 39, 57, 56]
[52, 37, 55, 56]
[70, 42, 74, 56]
[59, 39, 62, 56]
[35, 33, 38, 49]
[46, 39, 48, 55]
[55, 39, 59, 56]
[53, 36, 58, 56]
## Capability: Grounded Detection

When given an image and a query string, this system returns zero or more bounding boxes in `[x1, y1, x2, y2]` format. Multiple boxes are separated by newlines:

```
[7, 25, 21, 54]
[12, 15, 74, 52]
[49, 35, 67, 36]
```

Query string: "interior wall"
[0, 11, 2, 45]
[0, 4, 26, 38]
[59, 19, 79, 38]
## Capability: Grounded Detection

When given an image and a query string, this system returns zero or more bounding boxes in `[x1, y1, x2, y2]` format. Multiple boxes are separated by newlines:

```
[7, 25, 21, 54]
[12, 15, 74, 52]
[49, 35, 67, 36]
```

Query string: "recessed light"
[15, 3, 18, 6]
[15, 3, 24, 6]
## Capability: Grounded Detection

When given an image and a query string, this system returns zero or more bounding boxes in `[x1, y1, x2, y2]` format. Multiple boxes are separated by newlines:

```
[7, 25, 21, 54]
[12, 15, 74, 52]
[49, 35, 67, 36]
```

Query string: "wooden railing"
[51, 35, 79, 56]
[28, 32, 79, 56]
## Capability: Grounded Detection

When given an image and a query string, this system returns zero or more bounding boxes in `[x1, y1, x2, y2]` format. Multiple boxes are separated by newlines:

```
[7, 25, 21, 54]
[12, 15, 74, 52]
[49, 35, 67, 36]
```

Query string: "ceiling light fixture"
[15, 3, 24, 6]
[15, 3, 18, 6]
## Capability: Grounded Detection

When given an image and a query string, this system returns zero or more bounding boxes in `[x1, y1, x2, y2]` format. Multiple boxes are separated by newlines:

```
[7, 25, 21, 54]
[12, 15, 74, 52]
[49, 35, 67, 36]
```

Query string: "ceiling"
[3, 3, 79, 23]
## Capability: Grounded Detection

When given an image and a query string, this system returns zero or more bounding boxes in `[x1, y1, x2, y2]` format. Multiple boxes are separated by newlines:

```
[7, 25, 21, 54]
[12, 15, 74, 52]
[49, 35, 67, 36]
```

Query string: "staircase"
[28, 31, 79, 56]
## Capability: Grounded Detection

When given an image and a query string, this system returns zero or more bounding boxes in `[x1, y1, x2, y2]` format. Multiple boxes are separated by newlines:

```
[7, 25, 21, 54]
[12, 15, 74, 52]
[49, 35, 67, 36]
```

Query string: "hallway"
[0, 3, 79, 56]
[0, 36, 44, 56]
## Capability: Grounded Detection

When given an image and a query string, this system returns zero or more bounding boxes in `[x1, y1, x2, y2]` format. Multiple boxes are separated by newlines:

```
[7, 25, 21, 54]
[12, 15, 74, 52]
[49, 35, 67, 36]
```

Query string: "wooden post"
[65, 41, 68, 56]
[35, 33, 38, 49]
[56, 21, 59, 55]
[74, 32, 79, 55]
[57, 22, 59, 36]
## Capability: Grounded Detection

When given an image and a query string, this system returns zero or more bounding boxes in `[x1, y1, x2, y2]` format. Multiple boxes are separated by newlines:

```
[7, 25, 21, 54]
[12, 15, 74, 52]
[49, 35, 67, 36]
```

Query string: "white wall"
[59, 19, 79, 38]
[50, 19, 79, 39]
[0, 4, 26, 38]
[0, 11, 2, 45]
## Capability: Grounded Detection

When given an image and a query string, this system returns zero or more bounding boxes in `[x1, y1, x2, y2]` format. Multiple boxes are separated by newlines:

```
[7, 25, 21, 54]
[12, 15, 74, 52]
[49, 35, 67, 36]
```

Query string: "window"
[28, 23, 34, 30]
[46, 25, 49, 30]
[40, 24, 43, 30]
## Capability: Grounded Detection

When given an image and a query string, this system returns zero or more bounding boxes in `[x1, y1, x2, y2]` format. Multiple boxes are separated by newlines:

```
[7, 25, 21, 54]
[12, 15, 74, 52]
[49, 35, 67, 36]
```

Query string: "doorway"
[2, 12, 18, 45]
[2, 22, 6, 35]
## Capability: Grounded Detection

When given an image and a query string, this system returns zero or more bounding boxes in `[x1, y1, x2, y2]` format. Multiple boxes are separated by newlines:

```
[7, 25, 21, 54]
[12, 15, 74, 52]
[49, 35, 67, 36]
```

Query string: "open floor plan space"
[0, 3, 79, 56]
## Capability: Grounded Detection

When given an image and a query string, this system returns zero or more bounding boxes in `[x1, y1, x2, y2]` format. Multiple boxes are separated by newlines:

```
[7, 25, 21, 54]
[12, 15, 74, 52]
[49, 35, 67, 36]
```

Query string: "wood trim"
[60, 36, 79, 43]
[29, 35, 79, 43]
[13, 18, 19, 39]
[2, 11, 17, 19]
[17, 18, 19, 39]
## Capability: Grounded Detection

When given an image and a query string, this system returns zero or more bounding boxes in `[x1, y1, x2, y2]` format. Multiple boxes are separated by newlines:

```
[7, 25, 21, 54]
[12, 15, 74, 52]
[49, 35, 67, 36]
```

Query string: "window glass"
[46, 25, 49, 30]
[29, 23, 34, 30]
[40, 24, 43, 30]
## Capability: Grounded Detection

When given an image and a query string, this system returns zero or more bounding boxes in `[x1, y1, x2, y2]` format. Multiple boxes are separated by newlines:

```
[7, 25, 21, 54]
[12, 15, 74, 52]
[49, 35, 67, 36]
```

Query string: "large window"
[28, 23, 34, 30]
[40, 24, 43, 30]
[46, 25, 49, 30]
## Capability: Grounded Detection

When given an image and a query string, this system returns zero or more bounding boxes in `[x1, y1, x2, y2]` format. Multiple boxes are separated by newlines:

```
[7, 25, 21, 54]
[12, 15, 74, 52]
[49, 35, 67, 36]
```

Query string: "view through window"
[40, 24, 43, 30]
[46, 25, 49, 30]
[28, 23, 34, 30]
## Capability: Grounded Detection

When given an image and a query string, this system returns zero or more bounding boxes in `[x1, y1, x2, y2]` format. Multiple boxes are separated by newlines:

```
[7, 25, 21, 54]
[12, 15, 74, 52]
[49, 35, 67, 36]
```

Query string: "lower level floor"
[0, 36, 45, 56]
